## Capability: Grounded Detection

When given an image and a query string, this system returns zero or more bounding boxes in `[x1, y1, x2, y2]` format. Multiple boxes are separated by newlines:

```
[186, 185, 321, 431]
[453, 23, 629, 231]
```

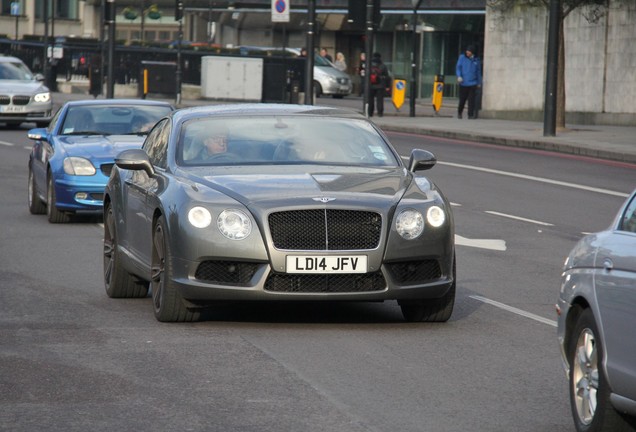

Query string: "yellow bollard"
[432, 74, 444, 116]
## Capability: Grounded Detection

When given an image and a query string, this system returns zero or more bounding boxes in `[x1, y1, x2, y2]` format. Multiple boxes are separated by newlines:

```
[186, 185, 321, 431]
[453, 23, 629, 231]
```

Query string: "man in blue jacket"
[455, 45, 482, 119]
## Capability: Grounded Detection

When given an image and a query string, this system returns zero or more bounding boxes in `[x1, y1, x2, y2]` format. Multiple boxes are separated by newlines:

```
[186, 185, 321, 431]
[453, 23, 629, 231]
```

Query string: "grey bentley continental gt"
[103, 104, 455, 322]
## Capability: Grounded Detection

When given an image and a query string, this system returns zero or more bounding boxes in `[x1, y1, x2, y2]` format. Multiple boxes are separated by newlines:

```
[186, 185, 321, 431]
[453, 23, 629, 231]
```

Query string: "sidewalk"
[50, 89, 636, 165]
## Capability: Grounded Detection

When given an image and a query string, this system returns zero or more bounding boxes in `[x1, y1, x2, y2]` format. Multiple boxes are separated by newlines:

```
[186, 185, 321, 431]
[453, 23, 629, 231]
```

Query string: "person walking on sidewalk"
[455, 45, 482, 119]
[368, 52, 389, 117]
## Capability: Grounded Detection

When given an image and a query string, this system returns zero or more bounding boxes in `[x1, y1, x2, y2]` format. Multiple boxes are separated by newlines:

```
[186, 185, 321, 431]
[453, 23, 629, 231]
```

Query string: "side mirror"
[33, 73, 45, 82]
[115, 149, 155, 177]
[408, 149, 437, 172]
[27, 128, 49, 142]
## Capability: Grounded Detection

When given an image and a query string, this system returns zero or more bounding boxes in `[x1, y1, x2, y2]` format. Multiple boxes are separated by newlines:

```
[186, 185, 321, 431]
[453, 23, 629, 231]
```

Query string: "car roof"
[63, 99, 173, 108]
[0, 56, 26, 64]
[171, 103, 365, 123]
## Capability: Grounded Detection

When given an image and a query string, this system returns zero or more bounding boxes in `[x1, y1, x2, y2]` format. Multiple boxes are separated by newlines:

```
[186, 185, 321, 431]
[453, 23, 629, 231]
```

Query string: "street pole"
[100, 0, 105, 95]
[176, 17, 183, 105]
[304, 0, 315, 105]
[409, 0, 422, 117]
[363, 0, 373, 116]
[543, 0, 561, 136]
[106, 0, 115, 98]
[43, 0, 49, 81]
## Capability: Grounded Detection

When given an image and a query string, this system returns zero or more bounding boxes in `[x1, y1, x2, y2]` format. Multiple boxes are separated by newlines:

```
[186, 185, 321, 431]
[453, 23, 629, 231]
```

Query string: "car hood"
[190, 167, 411, 210]
[56, 135, 146, 160]
[0, 81, 48, 94]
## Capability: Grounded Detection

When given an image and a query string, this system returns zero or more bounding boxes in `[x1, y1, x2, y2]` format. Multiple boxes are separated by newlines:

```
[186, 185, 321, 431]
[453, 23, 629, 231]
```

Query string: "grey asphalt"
[51, 89, 636, 165]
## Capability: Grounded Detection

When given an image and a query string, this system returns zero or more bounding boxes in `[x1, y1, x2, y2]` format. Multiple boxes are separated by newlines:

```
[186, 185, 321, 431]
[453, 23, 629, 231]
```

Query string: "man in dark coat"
[368, 52, 389, 117]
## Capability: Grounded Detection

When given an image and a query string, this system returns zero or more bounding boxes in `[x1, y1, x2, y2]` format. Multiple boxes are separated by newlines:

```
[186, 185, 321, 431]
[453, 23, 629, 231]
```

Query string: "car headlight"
[396, 209, 424, 240]
[188, 206, 212, 228]
[34, 92, 51, 103]
[426, 206, 446, 228]
[63, 157, 96, 175]
[217, 209, 252, 240]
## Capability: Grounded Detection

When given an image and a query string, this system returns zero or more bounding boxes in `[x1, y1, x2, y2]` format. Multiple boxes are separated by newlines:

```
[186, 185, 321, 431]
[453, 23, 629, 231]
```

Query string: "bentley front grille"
[195, 261, 258, 286]
[386, 260, 442, 284]
[268, 209, 382, 250]
[264, 272, 386, 293]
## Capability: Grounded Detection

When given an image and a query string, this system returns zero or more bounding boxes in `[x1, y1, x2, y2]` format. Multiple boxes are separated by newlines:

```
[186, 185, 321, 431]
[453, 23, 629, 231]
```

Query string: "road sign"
[10, 2, 20, 16]
[271, 0, 289, 23]
[392, 79, 406, 110]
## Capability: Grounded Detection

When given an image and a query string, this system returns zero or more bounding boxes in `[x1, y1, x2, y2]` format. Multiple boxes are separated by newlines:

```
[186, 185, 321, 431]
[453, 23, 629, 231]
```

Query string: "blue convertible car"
[27, 99, 173, 223]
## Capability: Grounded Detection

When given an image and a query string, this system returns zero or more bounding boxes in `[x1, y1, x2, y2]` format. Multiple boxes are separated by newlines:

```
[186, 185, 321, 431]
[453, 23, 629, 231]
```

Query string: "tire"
[5, 122, 21, 129]
[151, 216, 200, 322]
[567, 308, 635, 432]
[103, 203, 148, 298]
[36, 122, 50, 128]
[46, 175, 69, 223]
[399, 254, 456, 323]
[28, 168, 46, 214]
[313, 81, 323, 98]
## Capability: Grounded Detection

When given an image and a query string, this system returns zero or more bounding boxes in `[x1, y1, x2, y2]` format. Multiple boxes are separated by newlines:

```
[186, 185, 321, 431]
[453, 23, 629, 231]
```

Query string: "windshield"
[60, 105, 172, 135]
[178, 115, 400, 167]
[0, 61, 35, 81]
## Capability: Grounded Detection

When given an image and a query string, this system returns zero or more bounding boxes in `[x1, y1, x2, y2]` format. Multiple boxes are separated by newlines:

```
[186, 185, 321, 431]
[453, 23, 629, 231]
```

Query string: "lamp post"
[363, 0, 374, 116]
[409, 0, 422, 117]
[175, 0, 183, 105]
[106, 0, 115, 98]
[543, 0, 561, 136]
[304, 0, 315, 105]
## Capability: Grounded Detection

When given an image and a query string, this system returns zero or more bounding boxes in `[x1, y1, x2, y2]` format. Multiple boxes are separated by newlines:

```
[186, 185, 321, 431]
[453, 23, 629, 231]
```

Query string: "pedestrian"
[334, 52, 347, 72]
[356, 52, 366, 96]
[320, 47, 333, 63]
[455, 44, 482, 119]
[299, 47, 308, 58]
[368, 52, 389, 118]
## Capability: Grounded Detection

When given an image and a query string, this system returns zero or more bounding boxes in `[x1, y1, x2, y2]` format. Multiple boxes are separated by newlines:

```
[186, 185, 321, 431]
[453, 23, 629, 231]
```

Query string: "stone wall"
[482, 1, 636, 125]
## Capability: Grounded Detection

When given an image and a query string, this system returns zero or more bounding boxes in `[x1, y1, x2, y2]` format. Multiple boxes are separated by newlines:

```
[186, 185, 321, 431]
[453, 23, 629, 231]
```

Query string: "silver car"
[104, 104, 455, 323]
[557, 189, 636, 432]
[0, 56, 52, 128]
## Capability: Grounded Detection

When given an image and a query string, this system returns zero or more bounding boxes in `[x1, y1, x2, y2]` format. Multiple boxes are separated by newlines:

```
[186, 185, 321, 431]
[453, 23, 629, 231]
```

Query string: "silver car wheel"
[151, 222, 166, 312]
[572, 328, 598, 425]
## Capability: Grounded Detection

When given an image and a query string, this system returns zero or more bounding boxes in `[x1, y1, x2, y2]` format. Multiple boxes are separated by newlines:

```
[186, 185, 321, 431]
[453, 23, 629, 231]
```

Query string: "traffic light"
[175, 0, 183, 21]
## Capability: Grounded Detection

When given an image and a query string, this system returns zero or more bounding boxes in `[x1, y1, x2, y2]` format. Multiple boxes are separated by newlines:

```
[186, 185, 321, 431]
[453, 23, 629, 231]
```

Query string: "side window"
[144, 119, 170, 169]
[620, 194, 636, 233]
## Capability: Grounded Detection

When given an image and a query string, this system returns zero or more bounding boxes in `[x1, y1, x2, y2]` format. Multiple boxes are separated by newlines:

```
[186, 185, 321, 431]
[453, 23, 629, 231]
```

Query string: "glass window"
[620, 194, 636, 233]
[60, 104, 171, 135]
[144, 119, 170, 168]
[178, 116, 400, 167]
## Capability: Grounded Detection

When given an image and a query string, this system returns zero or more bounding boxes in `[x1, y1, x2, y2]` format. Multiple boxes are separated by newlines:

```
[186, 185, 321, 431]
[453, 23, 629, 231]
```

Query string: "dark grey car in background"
[103, 104, 455, 323]
[557, 189, 636, 432]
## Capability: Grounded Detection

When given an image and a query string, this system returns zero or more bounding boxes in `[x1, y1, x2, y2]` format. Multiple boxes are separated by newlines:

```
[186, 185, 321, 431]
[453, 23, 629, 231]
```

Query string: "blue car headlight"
[63, 157, 96, 175]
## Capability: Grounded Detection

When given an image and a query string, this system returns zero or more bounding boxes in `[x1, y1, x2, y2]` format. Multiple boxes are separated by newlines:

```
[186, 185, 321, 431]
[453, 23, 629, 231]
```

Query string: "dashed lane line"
[470, 295, 557, 327]
[484, 211, 554, 227]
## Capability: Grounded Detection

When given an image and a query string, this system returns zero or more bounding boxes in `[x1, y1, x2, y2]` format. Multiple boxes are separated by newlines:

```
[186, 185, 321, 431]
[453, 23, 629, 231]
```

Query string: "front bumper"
[172, 257, 454, 304]
[53, 175, 109, 211]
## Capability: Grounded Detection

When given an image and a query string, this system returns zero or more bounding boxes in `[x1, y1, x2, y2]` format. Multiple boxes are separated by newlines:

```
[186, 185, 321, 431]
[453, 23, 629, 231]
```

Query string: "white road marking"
[469, 295, 557, 327]
[485, 211, 554, 226]
[438, 161, 629, 198]
[0, 141, 15, 147]
[455, 234, 506, 251]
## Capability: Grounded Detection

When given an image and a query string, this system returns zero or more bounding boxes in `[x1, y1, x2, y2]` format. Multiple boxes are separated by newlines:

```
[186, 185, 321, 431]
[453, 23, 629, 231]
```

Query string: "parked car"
[103, 104, 455, 323]
[557, 189, 636, 432]
[238, 46, 353, 98]
[0, 55, 52, 128]
[27, 99, 174, 223]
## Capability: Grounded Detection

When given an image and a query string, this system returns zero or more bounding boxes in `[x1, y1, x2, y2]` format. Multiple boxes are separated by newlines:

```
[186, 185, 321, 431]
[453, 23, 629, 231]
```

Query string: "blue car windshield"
[178, 115, 400, 167]
[60, 105, 172, 135]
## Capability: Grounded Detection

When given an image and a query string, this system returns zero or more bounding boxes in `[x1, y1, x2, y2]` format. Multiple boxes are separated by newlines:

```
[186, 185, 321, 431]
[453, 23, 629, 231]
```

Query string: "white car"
[0, 56, 53, 128]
